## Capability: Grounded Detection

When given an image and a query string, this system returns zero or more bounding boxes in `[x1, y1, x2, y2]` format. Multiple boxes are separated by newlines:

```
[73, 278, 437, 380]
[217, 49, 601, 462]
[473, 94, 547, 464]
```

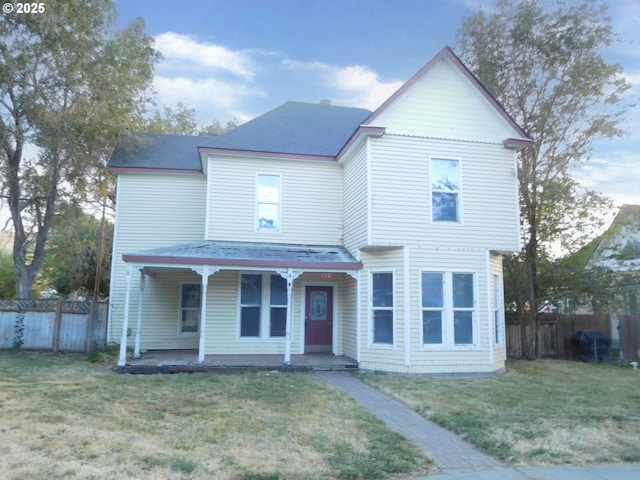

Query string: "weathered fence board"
[0, 300, 108, 352]
[620, 315, 639, 361]
[506, 313, 614, 361]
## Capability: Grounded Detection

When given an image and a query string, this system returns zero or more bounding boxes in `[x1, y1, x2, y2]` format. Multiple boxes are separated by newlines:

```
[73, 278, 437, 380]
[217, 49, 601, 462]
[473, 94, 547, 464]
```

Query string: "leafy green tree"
[42, 206, 112, 299]
[145, 101, 238, 136]
[0, 252, 15, 298]
[0, 0, 159, 298]
[458, 0, 632, 358]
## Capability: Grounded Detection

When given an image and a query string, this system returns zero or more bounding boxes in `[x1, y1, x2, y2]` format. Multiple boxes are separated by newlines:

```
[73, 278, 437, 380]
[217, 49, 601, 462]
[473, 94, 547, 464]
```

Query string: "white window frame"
[256, 173, 281, 233]
[493, 274, 504, 345]
[178, 282, 201, 336]
[430, 157, 462, 224]
[420, 270, 478, 349]
[237, 272, 287, 341]
[370, 271, 395, 347]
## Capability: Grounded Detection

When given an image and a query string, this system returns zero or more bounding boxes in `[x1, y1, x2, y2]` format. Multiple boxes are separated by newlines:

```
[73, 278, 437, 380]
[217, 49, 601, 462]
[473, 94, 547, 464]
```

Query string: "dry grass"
[359, 359, 640, 466]
[0, 351, 430, 480]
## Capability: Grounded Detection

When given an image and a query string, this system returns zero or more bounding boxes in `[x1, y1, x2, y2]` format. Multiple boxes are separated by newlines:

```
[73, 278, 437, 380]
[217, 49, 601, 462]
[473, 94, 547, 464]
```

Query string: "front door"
[305, 286, 333, 353]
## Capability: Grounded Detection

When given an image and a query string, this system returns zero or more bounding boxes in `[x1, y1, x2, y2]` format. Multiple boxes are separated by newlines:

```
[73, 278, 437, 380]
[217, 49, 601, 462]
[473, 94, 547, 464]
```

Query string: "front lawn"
[0, 352, 431, 480]
[359, 359, 640, 466]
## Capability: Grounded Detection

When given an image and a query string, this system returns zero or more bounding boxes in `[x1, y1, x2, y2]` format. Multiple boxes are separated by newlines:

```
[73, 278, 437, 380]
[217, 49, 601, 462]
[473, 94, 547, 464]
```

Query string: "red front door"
[305, 286, 333, 353]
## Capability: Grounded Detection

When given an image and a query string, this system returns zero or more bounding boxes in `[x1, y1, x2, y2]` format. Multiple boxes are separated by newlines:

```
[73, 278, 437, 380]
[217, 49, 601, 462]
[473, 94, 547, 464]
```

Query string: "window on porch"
[180, 283, 201, 334]
[240, 274, 287, 339]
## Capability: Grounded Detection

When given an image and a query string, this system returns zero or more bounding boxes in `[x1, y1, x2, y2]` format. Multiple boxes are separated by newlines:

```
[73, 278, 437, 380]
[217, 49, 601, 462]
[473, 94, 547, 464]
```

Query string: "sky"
[2, 1, 637, 234]
[113, 0, 640, 225]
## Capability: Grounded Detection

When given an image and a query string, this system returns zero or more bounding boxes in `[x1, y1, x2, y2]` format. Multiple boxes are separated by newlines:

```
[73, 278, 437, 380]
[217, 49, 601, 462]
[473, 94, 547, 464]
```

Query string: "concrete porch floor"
[118, 349, 358, 373]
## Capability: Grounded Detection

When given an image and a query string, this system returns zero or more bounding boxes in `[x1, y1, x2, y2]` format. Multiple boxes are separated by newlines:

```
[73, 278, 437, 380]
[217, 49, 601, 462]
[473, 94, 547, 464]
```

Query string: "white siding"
[490, 253, 507, 369]
[343, 144, 368, 252]
[206, 155, 343, 245]
[369, 57, 516, 143]
[357, 247, 505, 374]
[368, 136, 520, 252]
[109, 173, 207, 344]
[358, 249, 407, 370]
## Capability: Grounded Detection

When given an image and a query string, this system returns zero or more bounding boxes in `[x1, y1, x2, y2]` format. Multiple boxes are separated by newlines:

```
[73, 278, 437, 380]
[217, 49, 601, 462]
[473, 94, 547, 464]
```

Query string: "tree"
[457, 0, 632, 358]
[145, 101, 238, 136]
[0, 0, 159, 298]
[0, 252, 15, 298]
[41, 206, 113, 299]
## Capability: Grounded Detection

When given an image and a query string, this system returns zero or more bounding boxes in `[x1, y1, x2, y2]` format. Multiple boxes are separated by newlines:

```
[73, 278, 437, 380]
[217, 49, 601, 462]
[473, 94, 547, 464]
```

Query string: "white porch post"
[133, 272, 145, 358]
[118, 265, 133, 367]
[198, 265, 210, 364]
[280, 268, 302, 365]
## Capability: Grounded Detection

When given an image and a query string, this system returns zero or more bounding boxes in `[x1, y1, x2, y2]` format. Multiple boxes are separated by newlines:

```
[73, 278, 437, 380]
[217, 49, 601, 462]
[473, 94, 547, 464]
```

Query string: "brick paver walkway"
[316, 371, 504, 475]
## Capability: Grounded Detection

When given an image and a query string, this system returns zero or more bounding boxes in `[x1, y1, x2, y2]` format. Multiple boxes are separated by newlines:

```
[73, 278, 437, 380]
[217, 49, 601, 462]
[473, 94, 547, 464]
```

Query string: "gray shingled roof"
[201, 101, 372, 156]
[108, 102, 372, 170]
[123, 241, 363, 270]
[109, 133, 214, 171]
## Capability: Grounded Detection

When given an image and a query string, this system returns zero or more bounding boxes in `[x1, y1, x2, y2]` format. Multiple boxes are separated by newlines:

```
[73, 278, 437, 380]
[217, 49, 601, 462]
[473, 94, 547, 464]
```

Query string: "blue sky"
[112, 0, 639, 217]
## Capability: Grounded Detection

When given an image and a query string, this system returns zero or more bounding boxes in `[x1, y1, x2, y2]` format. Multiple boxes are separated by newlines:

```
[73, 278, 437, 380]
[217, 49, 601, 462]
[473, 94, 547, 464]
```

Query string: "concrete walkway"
[316, 371, 640, 480]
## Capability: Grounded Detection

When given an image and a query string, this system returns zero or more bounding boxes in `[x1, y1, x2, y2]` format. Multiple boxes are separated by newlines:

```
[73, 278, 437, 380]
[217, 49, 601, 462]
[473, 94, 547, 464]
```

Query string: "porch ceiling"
[123, 240, 363, 271]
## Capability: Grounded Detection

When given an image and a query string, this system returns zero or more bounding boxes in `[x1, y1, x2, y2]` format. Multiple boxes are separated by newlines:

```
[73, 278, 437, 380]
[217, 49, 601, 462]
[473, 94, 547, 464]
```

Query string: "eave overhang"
[122, 241, 363, 271]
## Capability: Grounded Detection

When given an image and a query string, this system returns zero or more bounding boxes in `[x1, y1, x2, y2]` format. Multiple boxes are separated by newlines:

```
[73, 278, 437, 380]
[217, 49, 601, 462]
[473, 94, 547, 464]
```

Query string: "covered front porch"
[117, 349, 358, 373]
[116, 240, 362, 368]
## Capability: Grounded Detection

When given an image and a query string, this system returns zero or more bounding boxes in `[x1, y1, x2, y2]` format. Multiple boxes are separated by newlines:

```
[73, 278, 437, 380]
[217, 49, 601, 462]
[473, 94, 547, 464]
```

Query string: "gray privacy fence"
[0, 299, 108, 353]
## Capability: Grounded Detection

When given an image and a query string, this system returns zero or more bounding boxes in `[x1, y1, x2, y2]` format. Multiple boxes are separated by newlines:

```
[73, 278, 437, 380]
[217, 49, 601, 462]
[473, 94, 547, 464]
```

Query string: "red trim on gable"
[197, 147, 337, 163]
[363, 46, 530, 143]
[108, 167, 203, 175]
[122, 254, 363, 270]
[336, 125, 386, 161]
[503, 138, 532, 150]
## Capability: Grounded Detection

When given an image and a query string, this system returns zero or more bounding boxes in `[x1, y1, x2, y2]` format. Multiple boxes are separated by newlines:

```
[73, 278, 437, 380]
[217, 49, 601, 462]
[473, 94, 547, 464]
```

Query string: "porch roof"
[122, 240, 363, 270]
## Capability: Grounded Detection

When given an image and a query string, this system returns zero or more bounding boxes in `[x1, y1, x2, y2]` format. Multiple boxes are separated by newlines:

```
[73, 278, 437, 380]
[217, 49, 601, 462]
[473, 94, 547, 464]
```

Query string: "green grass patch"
[0, 352, 431, 479]
[359, 359, 640, 466]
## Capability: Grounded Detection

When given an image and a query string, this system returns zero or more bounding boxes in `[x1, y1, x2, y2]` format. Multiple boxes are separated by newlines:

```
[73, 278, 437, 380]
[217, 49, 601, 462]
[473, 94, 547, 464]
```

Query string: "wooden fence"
[0, 299, 108, 353]
[506, 313, 613, 360]
[619, 315, 640, 362]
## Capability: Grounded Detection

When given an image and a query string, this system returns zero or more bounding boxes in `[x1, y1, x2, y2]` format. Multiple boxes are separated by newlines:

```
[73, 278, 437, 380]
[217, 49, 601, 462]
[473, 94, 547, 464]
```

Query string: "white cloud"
[283, 60, 403, 110]
[153, 76, 264, 121]
[574, 152, 640, 208]
[154, 32, 256, 79]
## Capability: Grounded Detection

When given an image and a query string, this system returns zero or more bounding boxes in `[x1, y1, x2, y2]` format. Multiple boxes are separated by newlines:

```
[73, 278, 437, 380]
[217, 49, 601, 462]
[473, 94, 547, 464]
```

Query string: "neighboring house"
[107, 46, 531, 374]
[585, 204, 640, 346]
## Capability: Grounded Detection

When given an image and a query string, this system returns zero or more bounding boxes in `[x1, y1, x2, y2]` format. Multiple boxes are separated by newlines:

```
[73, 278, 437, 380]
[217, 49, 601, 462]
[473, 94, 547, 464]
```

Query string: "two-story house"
[107, 47, 530, 374]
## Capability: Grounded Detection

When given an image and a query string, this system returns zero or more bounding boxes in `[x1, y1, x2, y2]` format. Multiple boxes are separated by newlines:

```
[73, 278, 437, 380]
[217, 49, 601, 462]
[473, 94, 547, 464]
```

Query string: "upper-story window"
[431, 159, 460, 222]
[257, 174, 281, 232]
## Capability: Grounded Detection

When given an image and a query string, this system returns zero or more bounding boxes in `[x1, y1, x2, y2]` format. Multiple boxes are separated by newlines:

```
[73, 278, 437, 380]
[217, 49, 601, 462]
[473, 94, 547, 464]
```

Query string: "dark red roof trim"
[122, 254, 363, 270]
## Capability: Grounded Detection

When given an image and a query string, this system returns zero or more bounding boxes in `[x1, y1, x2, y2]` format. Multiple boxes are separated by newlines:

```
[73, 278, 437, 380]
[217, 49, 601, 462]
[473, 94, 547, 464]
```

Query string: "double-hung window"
[180, 283, 201, 334]
[372, 272, 394, 345]
[431, 158, 460, 222]
[240, 273, 287, 339]
[421, 271, 476, 347]
[257, 174, 281, 231]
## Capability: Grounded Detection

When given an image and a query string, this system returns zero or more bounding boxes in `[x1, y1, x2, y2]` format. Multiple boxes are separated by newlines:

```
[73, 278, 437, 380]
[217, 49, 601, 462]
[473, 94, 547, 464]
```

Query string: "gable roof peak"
[363, 45, 530, 144]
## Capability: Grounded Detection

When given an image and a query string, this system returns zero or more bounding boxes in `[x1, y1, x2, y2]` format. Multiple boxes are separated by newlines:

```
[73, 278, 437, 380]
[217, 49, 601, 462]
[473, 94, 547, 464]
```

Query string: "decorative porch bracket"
[277, 268, 303, 365]
[191, 266, 219, 364]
